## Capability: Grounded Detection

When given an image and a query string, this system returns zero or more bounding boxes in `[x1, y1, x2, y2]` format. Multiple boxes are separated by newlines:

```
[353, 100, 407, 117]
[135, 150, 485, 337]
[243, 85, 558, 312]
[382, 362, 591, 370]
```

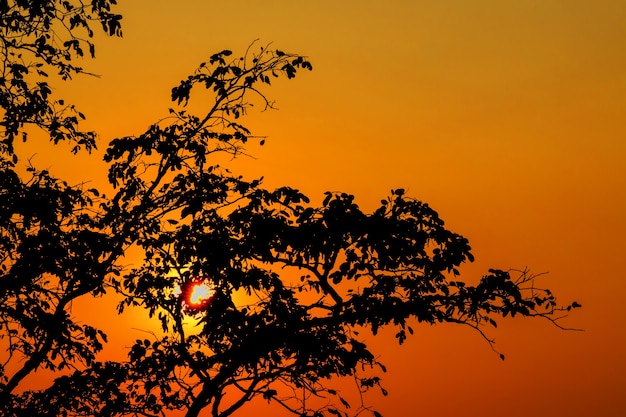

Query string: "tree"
[0, 2, 581, 417]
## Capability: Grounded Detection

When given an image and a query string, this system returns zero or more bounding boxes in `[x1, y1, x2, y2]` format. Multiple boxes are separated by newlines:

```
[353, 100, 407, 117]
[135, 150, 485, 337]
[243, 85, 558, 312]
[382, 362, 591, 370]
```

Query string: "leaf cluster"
[0, 0, 122, 156]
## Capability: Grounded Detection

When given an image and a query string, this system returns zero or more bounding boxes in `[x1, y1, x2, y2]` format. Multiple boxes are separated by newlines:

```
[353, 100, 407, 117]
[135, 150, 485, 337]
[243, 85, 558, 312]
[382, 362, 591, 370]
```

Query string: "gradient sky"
[23, 1, 626, 416]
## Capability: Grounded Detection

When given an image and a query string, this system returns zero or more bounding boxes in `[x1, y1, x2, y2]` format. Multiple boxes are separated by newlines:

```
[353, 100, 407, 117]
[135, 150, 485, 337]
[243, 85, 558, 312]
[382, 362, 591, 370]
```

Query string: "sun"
[178, 278, 214, 314]
[189, 283, 212, 305]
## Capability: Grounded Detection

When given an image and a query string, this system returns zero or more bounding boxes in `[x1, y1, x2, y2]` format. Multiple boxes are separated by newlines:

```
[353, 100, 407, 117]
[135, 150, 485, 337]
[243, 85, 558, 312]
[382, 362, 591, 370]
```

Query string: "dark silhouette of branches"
[0, 0, 122, 156]
[0, 3, 580, 417]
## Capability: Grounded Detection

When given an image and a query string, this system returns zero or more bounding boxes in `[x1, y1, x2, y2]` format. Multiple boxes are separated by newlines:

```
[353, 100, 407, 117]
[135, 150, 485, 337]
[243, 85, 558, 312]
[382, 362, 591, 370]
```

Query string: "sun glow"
[189, 282, 212, 305]
[178, 278, 214, 314]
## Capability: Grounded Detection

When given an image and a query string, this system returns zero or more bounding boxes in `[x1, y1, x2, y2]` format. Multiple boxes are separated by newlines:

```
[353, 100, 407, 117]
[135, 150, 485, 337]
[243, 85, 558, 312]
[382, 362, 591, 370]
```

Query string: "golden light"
[189, 282, 212, 305]
[179, 278, 214, 314]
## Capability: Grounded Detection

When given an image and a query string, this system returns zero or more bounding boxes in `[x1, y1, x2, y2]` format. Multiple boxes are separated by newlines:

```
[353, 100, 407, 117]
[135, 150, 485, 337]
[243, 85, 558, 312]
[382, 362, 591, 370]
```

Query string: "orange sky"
[21, 1, 626, 416]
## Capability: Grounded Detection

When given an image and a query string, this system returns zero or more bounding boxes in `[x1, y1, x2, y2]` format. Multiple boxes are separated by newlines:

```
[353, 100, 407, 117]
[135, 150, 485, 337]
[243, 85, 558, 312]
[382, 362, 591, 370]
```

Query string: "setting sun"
[179, 279, 214, 314]
[189, 282, 212, 305]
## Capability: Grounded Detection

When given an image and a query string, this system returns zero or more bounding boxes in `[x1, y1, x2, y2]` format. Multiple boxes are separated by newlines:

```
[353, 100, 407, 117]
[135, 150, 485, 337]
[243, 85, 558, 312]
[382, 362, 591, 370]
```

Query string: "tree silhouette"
[0, 2, 580, 417]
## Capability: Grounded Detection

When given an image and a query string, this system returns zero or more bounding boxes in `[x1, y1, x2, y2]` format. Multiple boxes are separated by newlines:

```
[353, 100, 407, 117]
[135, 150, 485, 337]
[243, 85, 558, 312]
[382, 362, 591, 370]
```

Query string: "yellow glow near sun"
[189, 282, 212, 305]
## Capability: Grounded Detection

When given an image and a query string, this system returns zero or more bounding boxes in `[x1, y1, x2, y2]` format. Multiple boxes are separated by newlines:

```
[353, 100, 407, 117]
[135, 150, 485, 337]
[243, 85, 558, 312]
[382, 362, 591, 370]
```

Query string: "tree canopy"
[0, 2, 580, 417]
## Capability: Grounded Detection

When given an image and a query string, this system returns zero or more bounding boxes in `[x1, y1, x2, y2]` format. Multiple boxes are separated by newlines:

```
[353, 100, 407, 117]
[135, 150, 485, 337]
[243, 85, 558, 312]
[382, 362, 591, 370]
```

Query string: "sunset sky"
[22, 1, 626, 416]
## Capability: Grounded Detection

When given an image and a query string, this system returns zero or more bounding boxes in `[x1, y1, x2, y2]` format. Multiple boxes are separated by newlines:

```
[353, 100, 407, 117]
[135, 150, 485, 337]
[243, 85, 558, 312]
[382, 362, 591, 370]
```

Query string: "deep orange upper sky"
[23, 1, 626, 416]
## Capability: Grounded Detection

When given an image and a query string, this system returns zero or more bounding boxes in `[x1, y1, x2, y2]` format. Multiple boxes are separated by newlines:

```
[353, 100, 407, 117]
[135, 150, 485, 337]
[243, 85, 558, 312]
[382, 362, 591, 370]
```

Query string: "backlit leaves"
[0, 0, 122, 157]
[0, 19, 580, 417]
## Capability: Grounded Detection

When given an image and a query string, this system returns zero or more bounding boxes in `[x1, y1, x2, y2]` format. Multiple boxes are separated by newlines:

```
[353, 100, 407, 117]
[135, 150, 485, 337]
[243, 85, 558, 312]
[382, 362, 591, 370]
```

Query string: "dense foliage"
[0, 2, 580, 416]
